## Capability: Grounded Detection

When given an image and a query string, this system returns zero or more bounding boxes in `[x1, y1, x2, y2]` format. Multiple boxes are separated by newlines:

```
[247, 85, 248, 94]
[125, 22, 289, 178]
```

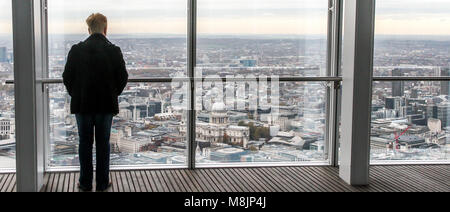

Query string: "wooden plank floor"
[1, 165, 449, 192]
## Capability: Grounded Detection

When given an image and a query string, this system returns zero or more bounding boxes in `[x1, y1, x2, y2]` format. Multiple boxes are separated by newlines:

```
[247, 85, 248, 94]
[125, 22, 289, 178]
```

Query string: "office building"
[392, 69, 405, 97]
[441, 68, 450, 95]
[0, 47, 7, 63]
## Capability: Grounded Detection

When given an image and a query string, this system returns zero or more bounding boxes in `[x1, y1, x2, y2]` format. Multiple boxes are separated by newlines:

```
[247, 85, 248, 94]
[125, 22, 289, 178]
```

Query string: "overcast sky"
[0, 0, 449, 35]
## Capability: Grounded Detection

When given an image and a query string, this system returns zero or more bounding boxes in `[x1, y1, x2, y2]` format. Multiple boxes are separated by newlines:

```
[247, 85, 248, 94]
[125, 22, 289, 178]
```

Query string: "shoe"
[77, 182, 92, 192]
[96, 182, 112, 192]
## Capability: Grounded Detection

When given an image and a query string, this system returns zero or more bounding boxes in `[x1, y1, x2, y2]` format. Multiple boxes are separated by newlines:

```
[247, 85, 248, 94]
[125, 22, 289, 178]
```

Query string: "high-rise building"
[0, 47, 7, 62]
[440, 68, 450, 96]
[425, 104, 438, 119]
[410, 88, 419, 98]
[437, 102, 450, 127]
[392, 69, 404, 97]
[385, 97, 396, 110]
[385, 97, 404, 110]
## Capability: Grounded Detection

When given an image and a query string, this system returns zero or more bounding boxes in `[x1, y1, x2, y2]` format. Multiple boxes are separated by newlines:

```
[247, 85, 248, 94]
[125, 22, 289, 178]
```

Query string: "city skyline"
[0, 0, 450, 35]
[1, 35, 448, 167]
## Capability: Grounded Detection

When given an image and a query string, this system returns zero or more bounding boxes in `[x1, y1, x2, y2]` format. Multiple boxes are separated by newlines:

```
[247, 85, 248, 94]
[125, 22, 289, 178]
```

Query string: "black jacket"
[63, 33, 128, 115]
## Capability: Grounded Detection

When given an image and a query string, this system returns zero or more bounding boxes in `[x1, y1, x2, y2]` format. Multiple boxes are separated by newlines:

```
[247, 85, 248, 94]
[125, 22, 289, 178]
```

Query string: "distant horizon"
[1, 0, 450, 36]
[1, 33, 450, 40]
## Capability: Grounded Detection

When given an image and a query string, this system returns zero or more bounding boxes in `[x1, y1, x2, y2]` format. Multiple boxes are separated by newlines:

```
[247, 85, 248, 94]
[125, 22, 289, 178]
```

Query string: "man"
[63, 13, 128, 192]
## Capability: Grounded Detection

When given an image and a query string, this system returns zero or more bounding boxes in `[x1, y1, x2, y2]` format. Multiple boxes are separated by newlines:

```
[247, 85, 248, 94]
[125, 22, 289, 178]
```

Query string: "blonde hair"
[86, 13, 108, 34]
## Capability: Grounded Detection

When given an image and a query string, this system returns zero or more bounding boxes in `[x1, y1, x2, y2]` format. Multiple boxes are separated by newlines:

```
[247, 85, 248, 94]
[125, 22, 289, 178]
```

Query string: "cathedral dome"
[119, 101, 130, 108]
[211, 102, 226, 112]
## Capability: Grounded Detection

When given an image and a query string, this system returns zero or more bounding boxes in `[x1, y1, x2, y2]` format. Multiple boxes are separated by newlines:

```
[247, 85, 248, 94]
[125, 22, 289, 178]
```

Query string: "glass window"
[0, 0, 15, 170]
[47, 0, 188, 167]
[47, 0, 332, 168]
[372, 0, 450, 162]
[48, 0, 187, 79]
[195, 81, 329, 164]
[194, 0, 331, 165]
[371, 81, 450, 161]
[197, 0, 329, 77]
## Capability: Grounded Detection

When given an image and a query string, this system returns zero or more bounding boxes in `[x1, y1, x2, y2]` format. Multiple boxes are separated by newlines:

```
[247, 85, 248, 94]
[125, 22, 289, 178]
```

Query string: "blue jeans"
[75, 113, 113, 190]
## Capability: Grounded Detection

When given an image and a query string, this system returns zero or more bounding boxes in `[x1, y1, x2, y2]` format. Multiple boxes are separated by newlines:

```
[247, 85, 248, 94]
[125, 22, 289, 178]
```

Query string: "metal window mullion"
[331, 0, 343, 167]
[12, 0, 46, 192]
[326, 0, 342, 167]
[324, 0, 333, 166]
[187, 0, 197, 170]
[15, 76, 450, 84]
[372, 77, 450, 81]
[42, 0, 51, 173]
[339, 0, 376, 186]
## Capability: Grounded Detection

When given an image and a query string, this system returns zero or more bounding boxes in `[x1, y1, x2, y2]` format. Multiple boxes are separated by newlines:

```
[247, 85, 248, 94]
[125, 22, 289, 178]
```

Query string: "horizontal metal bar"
[45, 161, 331, 173]
[45, 164, 188, 173]
[195, 161, 330, 169]
[199, 76, 342, 82]
[373, 77, 450, 81]
[4, 77, 343, 85]
[0, 168, 16, 174]
[138, 76, 343, 83]
[9, 76, 450, 84]
[128, 78, 173, 83]
[371, 160, 450, 166]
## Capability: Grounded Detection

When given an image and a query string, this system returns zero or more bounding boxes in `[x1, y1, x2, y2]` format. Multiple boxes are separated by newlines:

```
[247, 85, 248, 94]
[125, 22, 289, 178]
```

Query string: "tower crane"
[393, 126, 410, 150]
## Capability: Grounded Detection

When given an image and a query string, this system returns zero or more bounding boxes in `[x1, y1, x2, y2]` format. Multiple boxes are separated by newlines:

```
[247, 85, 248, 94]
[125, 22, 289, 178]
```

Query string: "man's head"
[86, 13, 108, 36]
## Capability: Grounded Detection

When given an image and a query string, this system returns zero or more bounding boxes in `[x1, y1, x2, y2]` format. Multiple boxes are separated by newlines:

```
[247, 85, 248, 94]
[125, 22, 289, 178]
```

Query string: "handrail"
[7, 76, 450, 84]
[4, 76, 343, 85]
[372, 77, 450, 81]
